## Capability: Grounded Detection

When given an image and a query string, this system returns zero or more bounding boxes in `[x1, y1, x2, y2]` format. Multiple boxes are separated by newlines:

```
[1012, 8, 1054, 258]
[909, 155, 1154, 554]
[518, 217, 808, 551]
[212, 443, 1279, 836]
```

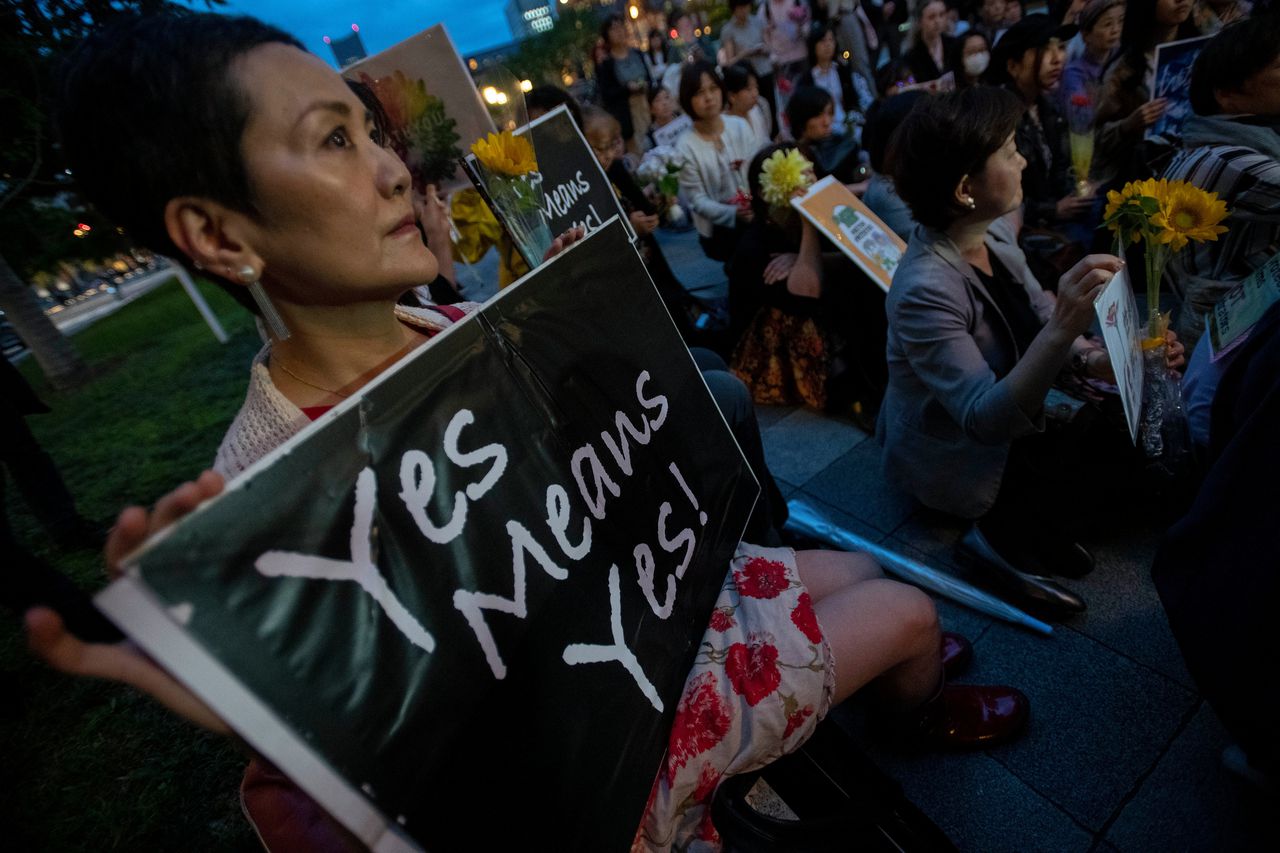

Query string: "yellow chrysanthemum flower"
[759, 148, 814, 207]
[471, 130, 536, 177]
[1152, 182, 1229, 252]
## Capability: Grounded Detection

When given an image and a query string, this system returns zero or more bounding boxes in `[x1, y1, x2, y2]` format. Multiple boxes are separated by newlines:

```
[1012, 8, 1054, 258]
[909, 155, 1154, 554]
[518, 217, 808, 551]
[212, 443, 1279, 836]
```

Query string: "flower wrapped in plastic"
[469, 130, 551, 264]
[1102, 178, 1228, 339]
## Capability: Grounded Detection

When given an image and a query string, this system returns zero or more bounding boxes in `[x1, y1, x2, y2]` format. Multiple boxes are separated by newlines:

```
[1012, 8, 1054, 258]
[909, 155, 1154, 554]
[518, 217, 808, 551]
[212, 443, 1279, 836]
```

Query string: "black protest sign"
[98, 219, 758, 852]
[518, 105, 635, 240]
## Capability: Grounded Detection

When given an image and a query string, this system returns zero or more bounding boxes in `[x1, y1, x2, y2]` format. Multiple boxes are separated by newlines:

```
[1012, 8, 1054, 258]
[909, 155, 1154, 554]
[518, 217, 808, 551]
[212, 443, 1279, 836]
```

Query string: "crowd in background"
[582, 0, 1280, 785]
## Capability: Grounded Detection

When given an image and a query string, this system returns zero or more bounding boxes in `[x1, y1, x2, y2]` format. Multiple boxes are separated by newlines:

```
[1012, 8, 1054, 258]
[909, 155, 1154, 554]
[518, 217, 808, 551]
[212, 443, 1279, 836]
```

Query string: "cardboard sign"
[515, 105, 635, 241]
[791, 175, 906, 293]
[1206, 254, 1280, 363]
[96, 220, 759, 852]
[1147, 35, 1212, 143]
[1094, 266, 1144, 443]
[344, 25, 496, 191]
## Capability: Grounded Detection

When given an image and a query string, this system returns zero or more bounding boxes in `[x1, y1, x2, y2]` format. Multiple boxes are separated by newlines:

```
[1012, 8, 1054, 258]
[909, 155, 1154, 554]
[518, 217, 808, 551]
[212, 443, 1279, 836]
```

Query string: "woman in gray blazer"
[878, 87, 1184, 618]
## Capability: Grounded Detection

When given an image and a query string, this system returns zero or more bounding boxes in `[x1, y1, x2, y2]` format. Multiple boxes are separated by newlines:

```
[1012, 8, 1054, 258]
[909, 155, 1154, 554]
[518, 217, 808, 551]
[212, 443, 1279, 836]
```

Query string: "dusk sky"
[217, 0, 515, 65]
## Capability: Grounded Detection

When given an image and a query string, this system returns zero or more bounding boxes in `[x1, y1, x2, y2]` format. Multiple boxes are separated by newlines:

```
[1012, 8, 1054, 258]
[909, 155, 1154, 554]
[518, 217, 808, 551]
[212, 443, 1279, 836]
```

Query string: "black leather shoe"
[1038, 536, 1095, 579]
[955, 524, 1086, 618]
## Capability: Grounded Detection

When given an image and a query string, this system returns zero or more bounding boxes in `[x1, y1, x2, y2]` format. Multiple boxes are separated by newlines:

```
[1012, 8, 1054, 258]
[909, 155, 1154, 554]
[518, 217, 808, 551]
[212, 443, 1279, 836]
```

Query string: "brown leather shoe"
[910, 684, 1029, 749]
[941, 632, 973, 677]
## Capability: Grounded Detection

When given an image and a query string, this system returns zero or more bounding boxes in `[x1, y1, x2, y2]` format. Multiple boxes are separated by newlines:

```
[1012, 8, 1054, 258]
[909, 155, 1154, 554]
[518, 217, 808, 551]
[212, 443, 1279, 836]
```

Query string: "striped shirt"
[1161, 131, 1280, 348]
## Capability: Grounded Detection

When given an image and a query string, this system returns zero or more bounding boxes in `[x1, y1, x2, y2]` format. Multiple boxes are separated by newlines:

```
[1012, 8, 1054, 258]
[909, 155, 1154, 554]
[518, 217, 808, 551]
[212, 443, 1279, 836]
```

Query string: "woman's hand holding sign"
[26, 471, 232, 736]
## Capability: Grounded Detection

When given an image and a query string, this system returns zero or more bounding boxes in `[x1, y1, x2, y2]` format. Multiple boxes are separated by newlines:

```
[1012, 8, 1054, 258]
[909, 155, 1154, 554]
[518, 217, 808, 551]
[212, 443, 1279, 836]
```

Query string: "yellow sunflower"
[471, 130, 536, 177]
[759, 148, 814, 207]
[1152, 182, 1229, 252]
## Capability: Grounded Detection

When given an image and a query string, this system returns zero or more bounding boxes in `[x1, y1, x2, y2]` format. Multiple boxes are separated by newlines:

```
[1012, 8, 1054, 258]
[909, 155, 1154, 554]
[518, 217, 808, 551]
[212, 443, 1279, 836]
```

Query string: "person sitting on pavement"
[990, 13, 1096, 264]
[1160, 14, 1280, 353]
[785, 85, 864, 185]
[674, 60, 761, 264]
[28, 12, 1031, 851]
[728, 143, 888, 423]
[880, 86, 1186, 620]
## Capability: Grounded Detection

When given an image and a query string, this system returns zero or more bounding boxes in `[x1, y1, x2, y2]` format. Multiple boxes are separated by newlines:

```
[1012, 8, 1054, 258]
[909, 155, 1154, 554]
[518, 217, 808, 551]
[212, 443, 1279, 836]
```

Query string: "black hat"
[992, 13, 1079, 71]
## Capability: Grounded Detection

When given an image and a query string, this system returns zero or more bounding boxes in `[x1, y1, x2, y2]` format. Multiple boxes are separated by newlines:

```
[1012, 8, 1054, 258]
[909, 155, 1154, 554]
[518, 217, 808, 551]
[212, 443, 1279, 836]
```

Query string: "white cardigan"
[674, 115, 758, 238]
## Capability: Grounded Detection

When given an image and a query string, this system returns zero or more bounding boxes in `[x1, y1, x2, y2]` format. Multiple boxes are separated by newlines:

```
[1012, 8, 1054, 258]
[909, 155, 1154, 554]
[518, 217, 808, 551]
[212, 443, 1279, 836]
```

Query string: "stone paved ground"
[651, 226, 1275, 853]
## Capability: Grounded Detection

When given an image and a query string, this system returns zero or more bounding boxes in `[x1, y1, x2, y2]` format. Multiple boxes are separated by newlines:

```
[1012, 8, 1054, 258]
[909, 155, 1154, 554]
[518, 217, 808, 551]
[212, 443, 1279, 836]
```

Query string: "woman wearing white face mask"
[949, 30, 992, 89]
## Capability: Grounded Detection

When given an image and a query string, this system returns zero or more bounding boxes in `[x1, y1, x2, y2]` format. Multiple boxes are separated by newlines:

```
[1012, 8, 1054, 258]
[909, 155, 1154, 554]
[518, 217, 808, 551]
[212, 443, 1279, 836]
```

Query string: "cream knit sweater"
[212, 302, 479, 479]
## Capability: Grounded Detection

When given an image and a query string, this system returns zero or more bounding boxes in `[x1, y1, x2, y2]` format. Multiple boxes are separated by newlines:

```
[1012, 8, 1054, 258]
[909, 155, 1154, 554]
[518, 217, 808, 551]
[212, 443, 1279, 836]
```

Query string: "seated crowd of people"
[14, 1, 1280, 850]
[527, 0, 1280, 814]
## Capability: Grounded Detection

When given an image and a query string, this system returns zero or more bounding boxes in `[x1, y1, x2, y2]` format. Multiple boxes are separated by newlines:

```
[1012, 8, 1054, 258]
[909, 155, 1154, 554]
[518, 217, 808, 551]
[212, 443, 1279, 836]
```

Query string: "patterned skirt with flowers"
[632, 543, 836, 852]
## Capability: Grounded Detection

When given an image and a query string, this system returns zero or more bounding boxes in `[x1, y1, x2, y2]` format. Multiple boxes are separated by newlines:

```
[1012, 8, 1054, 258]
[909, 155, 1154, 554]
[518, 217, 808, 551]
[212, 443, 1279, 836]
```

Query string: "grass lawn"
[2, 279, 264, 850]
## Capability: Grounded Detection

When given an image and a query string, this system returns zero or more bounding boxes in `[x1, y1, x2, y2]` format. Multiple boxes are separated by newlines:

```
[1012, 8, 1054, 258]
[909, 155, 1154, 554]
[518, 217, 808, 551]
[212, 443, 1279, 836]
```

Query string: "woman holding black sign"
[29, 13, 1031, 850]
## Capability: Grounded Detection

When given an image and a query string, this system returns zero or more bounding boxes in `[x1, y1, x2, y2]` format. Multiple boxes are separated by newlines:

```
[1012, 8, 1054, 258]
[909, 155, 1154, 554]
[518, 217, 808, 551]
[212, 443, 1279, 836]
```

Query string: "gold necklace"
[273, 358, 352, 398]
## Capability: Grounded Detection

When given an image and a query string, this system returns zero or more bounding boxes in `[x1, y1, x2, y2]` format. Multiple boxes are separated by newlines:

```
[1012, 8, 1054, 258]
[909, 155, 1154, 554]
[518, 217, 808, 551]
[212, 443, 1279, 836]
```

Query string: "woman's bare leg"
[795, 550, 942, 708]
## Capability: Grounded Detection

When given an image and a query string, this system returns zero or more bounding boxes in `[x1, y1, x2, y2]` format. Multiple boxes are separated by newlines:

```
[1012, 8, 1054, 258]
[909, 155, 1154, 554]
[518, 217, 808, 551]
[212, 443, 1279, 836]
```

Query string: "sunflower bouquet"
[469, 129, 551, 264]
[1102, 178, 1229, 340]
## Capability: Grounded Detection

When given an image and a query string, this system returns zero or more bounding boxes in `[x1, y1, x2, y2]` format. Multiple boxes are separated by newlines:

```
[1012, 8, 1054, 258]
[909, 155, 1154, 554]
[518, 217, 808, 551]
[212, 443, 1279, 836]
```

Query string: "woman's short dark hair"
[722, 61, 757, 95]
[785, 85, 833, 140]
[863, 90, 928, 174]
[679, 60, 723, 118]
[56, 13, 303, 311]
[806, 21, 838, 70]
[889, 87, 1024, 230]
[1189, 16, 1280, 116]
[729, 0, 754, 10]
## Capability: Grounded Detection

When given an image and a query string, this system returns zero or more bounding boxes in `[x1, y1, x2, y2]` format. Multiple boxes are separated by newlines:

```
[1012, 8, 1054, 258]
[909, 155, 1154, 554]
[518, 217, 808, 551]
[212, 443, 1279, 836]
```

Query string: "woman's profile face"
[803, 102, 835, 141]
[230, 44, 437, 305]
[728, 76, 759, 114]
[815, 30, 837, 64]
[1156, 0, 1193, 27]
[1037, 39, 1066, 91]
[1085, 6, 1125, 53]
[691, 73, 724, 120]
[969, 132, 1026, 216]
[921, 2, 948, 41]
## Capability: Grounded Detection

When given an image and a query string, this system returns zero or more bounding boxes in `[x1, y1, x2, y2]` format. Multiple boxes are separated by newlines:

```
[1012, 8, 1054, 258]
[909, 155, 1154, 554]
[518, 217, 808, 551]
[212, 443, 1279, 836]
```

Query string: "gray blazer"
[875, 217, 1055, 519]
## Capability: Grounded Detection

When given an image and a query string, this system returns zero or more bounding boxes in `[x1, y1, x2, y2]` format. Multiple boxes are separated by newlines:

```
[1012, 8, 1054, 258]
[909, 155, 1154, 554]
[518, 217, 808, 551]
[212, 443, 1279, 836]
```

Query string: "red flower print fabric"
[733, 556, 790, 599]
[724, 636, 782, 706]
[666, 673, 732, 784]
[790, 592, 823, 644]
[632, 544, 835, 853]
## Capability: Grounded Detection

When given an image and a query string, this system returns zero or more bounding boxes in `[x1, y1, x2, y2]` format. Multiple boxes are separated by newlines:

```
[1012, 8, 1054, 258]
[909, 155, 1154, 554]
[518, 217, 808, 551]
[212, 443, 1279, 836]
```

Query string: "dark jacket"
[595, 49, 651, 141]
[1152, 300, 1280, 777]
[1012, 91, 1073, 228]
[798, 62, 857, 113]
[904, 37, 953, 84]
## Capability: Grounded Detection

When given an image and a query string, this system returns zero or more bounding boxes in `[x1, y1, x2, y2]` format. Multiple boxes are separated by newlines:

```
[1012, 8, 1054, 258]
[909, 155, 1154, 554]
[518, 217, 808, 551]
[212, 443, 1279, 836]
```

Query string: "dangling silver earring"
[964, 197, 977, 209]
[238, 265, 290, 341]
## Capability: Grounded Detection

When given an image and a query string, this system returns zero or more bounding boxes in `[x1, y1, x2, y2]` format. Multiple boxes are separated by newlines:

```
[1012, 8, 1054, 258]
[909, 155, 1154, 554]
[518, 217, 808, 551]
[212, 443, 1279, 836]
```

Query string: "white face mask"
[963, 51, 991, 77]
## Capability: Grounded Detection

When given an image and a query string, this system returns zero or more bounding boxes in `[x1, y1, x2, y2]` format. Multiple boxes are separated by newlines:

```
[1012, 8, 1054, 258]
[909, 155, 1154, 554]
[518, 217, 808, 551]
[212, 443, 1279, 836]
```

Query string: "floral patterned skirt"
[632, 543, 836, 851]
[730, 307, 833, 410]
